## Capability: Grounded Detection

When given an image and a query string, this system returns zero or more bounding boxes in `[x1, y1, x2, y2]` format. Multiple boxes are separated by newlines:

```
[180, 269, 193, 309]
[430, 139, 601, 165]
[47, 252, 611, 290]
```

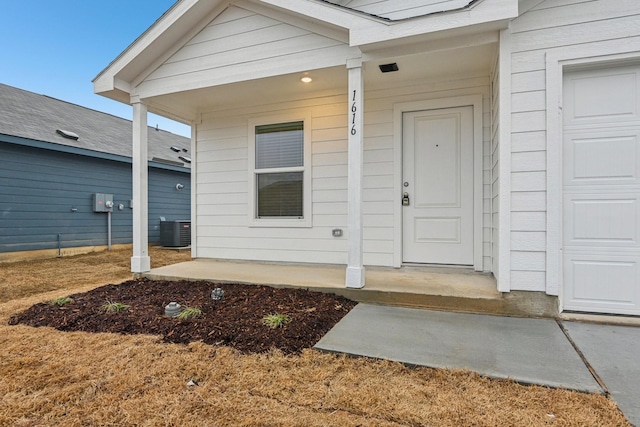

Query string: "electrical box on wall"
[92, 193, 114, 212]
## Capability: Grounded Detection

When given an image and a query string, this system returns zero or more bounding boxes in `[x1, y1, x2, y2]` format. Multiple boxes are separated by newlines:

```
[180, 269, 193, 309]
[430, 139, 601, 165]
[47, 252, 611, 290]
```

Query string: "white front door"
[562, 64, 640, 315]
[402, 106, 474, 265]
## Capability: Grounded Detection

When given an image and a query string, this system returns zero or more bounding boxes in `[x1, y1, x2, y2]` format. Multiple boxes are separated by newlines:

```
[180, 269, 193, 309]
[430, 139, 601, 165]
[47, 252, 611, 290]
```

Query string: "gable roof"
[319, 0, 477, 21]
[94, 0, 517, 117]
[0, 83, 190, 169]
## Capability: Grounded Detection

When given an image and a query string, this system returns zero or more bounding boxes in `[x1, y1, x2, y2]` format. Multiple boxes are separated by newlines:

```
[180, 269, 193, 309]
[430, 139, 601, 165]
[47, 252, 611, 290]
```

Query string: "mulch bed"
[8, 278, 356, 354]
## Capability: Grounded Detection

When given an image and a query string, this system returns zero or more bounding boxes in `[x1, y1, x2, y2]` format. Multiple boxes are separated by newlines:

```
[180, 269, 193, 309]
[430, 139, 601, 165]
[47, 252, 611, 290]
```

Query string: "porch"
[142, 259, 557, 317]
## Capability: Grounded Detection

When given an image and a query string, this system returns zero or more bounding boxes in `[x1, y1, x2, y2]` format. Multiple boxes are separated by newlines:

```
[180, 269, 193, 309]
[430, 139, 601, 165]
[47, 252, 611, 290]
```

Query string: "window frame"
[248, 111, 312, 228]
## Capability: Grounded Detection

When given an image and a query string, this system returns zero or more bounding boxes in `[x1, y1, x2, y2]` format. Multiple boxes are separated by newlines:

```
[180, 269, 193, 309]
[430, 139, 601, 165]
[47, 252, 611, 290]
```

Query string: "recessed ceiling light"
[301, 76, 312, 83]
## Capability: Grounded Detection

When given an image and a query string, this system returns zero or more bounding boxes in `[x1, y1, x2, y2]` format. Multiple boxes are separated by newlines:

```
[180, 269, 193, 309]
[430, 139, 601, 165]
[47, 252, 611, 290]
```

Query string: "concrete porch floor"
[144, 259, 558, 317]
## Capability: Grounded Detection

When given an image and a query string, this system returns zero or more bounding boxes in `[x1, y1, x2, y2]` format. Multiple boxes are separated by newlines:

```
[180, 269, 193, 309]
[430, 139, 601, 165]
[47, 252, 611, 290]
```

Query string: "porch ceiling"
[145, 42, 496, 122]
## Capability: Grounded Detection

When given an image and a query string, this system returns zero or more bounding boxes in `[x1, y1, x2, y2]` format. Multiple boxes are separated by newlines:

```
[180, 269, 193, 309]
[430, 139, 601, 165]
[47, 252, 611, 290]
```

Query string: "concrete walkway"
[315, 304, 640, 426]
[563, 322, 640, 427]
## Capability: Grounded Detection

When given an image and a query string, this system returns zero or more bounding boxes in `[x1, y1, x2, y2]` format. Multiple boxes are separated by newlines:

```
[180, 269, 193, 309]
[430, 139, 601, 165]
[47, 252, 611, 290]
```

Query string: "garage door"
[563, 63, 640, 316]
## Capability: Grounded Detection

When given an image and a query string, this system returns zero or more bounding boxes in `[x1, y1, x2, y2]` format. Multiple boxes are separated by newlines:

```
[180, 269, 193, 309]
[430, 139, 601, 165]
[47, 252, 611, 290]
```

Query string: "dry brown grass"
[0, 246, 190, 301]
[0, 248, 631, 426]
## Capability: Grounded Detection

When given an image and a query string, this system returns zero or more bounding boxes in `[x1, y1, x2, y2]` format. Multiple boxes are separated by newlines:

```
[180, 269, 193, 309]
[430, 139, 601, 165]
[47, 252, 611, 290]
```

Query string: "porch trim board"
[393, 94, 484, 271]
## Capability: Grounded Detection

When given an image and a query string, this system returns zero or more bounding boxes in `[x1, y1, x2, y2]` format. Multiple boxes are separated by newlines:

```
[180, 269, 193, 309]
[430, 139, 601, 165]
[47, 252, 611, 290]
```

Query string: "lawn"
[0, 247, 631, 426]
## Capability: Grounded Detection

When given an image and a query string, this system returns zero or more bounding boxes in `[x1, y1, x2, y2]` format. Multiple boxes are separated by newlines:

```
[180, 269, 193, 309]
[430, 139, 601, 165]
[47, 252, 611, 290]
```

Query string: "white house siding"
[508, 0, 640, 292]
[137, 6, 355, 99]
[196, 95, 349, 265]
[196, 75, 493, 268]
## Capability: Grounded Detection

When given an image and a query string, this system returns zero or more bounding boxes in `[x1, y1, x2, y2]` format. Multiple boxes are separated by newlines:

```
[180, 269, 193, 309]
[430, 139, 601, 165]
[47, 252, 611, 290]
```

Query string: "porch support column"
[346, 58, 365, 288]
[131, 98, 150, 273]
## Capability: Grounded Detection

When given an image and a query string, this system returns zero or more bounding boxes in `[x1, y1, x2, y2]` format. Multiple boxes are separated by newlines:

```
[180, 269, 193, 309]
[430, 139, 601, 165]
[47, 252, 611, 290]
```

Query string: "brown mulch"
[8, 278, 356, 354]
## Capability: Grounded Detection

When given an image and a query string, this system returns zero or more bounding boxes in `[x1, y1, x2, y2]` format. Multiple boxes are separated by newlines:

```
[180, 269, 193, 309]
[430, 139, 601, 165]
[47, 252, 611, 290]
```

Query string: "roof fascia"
[519, 0, 545, 14]
[1, 133, 133, 164]
[131, 1, 232, 89]
[1, 134, 191, 173]
[94, 0, 191, 88]
[94, 0, 228, 97]
[351, 0, 518, 47]
[257, 0, 380, 33]
[236, 0, 349, 44]
[260, 0, 517, 48]
[148, 160, 191, 173]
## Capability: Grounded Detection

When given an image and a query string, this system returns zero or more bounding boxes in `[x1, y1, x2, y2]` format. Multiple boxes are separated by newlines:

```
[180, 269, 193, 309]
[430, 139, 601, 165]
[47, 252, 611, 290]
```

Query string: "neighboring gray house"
[0, 83, 191, 260]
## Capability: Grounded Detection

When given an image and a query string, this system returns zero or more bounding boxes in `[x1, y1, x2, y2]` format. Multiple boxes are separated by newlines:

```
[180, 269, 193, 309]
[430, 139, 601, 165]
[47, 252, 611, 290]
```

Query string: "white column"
[497, 28, 512, 293]
[346, 58, 365, 288]
[131, 99, 151, 273]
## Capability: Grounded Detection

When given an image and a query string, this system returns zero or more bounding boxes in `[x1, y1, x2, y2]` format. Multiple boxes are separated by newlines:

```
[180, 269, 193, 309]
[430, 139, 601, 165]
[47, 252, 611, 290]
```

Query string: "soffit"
[145, 42, 496, 119]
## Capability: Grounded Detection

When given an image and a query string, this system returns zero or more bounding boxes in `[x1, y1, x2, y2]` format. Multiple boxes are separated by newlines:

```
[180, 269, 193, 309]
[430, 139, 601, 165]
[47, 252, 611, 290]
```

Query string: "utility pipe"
[107, 211, 112, 251]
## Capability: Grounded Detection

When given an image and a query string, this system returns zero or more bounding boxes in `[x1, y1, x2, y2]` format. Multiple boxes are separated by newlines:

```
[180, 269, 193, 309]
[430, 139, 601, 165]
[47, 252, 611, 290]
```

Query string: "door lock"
[402, 192, 410, 206]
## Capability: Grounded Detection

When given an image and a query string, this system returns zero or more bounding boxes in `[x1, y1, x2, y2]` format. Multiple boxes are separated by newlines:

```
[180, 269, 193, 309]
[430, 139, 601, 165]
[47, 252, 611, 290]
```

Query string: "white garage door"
[563, 63, 640, 316]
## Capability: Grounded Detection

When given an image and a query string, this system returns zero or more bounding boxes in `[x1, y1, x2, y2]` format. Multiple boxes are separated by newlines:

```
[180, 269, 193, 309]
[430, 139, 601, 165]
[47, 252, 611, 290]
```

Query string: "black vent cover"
[379, 63, 399, 73]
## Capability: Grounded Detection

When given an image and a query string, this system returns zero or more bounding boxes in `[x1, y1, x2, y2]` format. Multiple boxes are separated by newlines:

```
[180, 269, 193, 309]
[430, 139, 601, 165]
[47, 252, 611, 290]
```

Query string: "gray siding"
[149, 167, 192, 240]
[0, 141, 190, 252]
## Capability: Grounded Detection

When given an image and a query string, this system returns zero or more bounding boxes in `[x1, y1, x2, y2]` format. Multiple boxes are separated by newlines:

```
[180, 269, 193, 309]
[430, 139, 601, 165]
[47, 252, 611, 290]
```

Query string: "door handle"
[402, 192, 410, 206]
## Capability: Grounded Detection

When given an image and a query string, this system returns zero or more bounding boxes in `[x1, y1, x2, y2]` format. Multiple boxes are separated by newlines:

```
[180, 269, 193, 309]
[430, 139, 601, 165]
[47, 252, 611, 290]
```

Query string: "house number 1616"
[351, 90, 357, 136]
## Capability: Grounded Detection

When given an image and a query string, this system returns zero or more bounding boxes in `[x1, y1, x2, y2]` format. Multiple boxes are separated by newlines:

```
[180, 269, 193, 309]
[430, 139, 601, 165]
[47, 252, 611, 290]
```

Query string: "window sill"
[249, 218, 312, 228]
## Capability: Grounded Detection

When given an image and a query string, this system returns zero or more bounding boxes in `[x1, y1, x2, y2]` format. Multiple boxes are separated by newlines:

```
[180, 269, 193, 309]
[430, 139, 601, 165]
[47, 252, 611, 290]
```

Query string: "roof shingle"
[0, 83, 190, 167]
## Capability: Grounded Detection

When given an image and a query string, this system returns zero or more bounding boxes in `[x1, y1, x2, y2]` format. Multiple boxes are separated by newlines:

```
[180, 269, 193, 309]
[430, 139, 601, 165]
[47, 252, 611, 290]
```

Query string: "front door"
[402, 106, 474, 265]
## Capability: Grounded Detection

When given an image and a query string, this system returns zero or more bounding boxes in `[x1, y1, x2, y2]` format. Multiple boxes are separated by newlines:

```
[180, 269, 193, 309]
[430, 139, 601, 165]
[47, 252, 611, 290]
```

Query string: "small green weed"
[49, 296, 73, 306]
[177, 307, 202, 320]
[261, 313, 291, 329]
[101, 300, 130, 313]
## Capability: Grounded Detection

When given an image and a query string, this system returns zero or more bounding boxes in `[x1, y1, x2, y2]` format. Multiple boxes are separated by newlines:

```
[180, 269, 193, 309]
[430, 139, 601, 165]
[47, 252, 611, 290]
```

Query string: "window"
[249, 114, 311, 227]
